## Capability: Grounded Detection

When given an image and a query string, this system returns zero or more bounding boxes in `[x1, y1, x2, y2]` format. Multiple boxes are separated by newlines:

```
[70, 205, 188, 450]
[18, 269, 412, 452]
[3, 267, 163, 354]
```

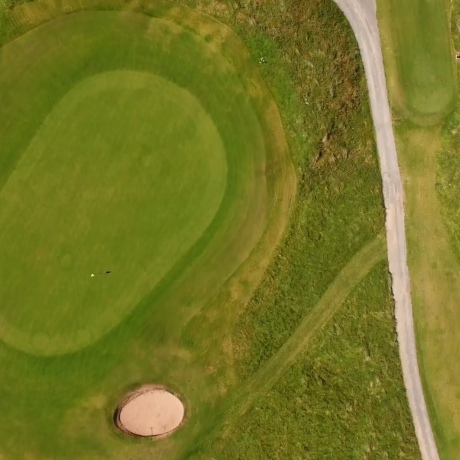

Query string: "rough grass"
[176, 0, 419, 458]
[197, 262, 420, 459]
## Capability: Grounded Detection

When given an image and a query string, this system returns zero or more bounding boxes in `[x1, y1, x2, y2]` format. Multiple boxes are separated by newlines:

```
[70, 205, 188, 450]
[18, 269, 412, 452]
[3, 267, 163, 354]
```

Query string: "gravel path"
[331, 1, 439, 459]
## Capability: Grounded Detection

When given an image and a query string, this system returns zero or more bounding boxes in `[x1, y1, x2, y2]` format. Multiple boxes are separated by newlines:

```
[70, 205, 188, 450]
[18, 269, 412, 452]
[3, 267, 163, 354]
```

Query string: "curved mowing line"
[225, 234, 386, 424]
[332, 0, 439, 459]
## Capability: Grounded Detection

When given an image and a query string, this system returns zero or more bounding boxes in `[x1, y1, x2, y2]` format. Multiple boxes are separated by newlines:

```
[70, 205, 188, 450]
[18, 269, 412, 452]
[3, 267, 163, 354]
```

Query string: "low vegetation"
[0, 0, 420, 458]
[198, 262, 420, 459]
[179, 0, 419, 458]
[378, 0, 455, 124]
[379, 0, 460, 457]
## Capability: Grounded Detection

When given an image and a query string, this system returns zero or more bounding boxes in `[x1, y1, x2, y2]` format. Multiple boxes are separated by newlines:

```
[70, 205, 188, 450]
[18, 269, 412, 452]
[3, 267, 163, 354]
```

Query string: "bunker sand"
[116, 386, 185, 437]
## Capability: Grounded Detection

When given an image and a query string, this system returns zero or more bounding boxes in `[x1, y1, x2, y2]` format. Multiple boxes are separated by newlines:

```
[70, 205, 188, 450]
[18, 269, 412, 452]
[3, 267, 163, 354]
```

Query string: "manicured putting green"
[0, 9, 269, 356]
[0, 70, 226, 354]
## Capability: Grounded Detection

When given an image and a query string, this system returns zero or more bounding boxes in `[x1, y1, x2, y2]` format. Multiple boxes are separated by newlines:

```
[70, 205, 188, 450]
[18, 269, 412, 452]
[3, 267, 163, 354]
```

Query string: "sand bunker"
[115, 385, 185, 437]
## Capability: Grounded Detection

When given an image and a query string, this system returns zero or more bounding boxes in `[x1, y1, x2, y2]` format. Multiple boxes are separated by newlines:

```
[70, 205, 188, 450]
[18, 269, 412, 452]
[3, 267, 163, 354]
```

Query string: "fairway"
[0, 1, 295, 458]
[378, 0, 456, 124]
[378, 0, 460, 457]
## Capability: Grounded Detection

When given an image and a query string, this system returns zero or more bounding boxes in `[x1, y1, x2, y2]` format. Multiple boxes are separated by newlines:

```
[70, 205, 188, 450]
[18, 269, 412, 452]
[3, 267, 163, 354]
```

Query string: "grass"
[0, 69, 227, 354]
[0, 0, 420, 458]
[378, 0, 460, 458]
[194, 261, 420, 459]
[389, 125, 460, 460]
[0, 5, 291, 356]
[0, 1, 294, 458]
[220, 233, 387, 426]
[378, 0, 456, 124]
[175, 0, 419, 458]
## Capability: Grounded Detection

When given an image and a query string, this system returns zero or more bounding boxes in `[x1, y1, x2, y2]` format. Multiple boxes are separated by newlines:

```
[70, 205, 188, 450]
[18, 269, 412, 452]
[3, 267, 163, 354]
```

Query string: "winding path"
[331, 1, 439, 459]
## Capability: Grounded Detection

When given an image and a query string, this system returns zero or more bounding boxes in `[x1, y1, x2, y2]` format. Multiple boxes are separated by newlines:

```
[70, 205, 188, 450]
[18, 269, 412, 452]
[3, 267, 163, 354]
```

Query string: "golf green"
[0, 1, 295, 458]
[0, 70, 227, 354]
[0, 10, 269, 356]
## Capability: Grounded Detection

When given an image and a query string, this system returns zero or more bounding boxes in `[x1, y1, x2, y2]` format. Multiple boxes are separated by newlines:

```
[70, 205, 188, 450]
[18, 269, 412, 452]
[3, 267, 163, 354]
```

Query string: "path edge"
[331, 1, 440, 459]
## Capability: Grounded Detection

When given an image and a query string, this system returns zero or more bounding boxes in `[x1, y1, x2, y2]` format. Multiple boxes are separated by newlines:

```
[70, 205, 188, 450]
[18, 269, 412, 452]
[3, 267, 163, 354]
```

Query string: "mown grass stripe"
[205, 234, 386, 440]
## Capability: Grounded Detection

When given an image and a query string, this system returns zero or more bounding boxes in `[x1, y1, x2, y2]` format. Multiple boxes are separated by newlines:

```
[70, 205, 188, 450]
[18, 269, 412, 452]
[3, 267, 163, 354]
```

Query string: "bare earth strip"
[331, 0, 439, 459]
[226, 234, 386, 424]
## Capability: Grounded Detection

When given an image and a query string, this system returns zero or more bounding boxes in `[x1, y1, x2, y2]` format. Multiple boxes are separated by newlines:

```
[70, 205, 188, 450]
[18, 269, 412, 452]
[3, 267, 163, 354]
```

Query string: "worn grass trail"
[185, 234, 387, 455]
[228, 234, 386, 419]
